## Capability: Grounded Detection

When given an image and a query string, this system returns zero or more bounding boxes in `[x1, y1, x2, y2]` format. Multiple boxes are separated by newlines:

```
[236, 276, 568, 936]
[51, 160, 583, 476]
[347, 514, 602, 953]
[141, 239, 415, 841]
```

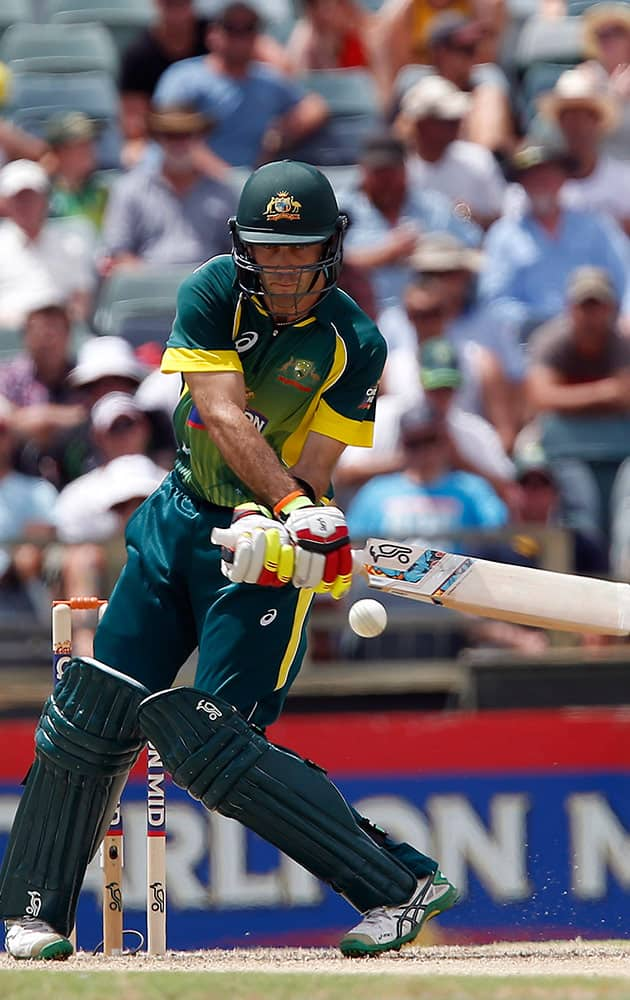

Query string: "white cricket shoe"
[339, 869, 458, 957]
[4, 917, 73, 960]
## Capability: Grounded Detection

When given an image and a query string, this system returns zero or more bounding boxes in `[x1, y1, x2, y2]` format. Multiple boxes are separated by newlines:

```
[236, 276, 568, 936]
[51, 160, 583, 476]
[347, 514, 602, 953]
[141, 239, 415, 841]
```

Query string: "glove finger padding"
[224, 527, 295, 587]
[219, 503, 295, 587]
[293, 546, 326, 590]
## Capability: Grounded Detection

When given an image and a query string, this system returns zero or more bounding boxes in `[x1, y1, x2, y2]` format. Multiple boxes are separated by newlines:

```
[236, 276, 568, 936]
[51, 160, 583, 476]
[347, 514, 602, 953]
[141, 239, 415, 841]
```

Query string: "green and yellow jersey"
[161, 255, 386, 507]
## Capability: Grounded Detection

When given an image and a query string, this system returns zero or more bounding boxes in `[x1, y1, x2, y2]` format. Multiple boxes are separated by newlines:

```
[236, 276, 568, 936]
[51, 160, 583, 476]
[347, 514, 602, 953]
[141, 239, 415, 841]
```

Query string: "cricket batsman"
[0, 160, 457, 960]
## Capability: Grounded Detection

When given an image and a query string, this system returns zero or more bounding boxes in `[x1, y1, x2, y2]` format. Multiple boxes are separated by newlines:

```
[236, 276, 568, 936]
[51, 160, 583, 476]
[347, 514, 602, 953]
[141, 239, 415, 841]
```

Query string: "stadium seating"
[47, 0, 153, 53]
[0, 1, 33, 42]
[291, 68, 383, 166]
[92, 267, 191, 346]
[518, 61, 572, 128]
[514, 15, 584, 69]
[0, 21, 119, 76]
[7, 70, 121, 167]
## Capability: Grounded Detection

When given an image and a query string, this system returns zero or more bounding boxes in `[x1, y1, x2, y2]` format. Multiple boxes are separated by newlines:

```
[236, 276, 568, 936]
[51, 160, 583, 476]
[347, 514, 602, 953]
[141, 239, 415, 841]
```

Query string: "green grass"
[2, 973, 630, 1000]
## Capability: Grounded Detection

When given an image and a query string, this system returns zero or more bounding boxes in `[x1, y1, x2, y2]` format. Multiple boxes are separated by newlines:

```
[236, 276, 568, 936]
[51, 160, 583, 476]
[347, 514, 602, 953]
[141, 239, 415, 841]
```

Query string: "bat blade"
[356, 538, 630, 635]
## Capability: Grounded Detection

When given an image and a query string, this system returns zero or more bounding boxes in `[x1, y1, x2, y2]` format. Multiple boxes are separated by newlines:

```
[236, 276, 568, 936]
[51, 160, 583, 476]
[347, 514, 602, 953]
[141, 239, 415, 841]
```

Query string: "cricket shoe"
[339, 869, 458, 957]
[4, 917, 73, 960]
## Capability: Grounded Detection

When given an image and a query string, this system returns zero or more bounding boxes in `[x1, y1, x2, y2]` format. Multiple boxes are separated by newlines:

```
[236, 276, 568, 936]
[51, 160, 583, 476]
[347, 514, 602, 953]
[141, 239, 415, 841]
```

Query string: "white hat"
[584, 2, 630, 58]
[411, 231, 484, 273]
[90, 391, 143, 432]
[100, 454, 166, 509]
[0, 159, 50, 198]
[69, 336, 146, 387]
[401, 75, 471, 122]
[538, 67, 619, 133]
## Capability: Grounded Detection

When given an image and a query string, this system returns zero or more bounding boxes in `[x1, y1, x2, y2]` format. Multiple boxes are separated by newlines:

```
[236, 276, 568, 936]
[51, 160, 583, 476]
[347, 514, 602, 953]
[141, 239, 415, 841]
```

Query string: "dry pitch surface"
[2, 941, 630, 1000]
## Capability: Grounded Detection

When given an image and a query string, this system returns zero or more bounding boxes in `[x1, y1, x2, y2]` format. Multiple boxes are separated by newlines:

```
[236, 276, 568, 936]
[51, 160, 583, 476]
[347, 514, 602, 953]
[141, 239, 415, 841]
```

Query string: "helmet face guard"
[230, 216, 347, 324]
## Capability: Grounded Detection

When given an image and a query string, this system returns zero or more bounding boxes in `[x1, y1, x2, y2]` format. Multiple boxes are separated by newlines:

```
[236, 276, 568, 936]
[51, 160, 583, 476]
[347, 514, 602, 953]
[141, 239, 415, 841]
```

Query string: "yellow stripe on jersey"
[280, 325, 348, 467]
[232, 293, 243, 341]
[274, 588, 314, 691]
[161, 347, 243, 374]
[311, 399, 375, 447]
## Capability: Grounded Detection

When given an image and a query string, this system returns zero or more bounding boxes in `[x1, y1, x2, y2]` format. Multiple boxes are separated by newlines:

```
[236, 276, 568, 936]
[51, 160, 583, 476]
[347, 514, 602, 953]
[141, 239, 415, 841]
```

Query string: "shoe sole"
[8, 939, 74, 962]
[340, 884, 460, 958]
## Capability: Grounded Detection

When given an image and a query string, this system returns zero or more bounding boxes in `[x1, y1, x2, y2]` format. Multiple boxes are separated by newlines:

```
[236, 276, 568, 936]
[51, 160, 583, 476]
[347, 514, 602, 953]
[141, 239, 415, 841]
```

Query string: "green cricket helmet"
[229, 160, 347, 323]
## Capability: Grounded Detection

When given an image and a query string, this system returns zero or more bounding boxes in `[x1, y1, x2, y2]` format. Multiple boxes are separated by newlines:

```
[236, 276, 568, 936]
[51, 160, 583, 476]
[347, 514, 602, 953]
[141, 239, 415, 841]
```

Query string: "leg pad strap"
[139, 687, 417, 912]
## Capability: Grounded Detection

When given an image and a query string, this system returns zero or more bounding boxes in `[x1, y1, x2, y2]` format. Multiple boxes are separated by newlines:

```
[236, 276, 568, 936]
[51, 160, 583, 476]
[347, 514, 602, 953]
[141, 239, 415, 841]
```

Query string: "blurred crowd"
[1, 0, 630, 658]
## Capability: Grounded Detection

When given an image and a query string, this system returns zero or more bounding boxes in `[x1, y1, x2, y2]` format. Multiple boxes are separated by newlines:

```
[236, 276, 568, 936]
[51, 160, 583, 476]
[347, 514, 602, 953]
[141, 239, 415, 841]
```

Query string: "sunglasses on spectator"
[408, 306, 446, 321]
[402, 433, 442, 448]
[445, 41, 477, 55]
[596, 24, 629, 42]
[222, 20, 258, 35]
[574, 297, 610, 308]
[106, 416, 140, 435]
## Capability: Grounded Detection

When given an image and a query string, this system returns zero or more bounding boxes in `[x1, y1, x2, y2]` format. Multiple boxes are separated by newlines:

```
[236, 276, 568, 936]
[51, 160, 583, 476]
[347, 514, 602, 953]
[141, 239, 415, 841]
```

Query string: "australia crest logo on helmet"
[264, 190, 302, 222]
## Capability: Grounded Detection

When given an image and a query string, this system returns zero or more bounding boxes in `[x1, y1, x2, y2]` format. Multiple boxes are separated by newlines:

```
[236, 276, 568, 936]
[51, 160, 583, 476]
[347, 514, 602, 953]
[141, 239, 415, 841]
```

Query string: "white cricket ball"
[348, 599, 388, 638]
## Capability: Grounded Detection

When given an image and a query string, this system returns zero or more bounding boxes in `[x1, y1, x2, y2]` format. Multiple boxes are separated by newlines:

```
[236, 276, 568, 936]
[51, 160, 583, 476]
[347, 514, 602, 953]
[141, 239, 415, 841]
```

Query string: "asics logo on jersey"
[235, 330, 259, 353]
[260, 608, 277, 626]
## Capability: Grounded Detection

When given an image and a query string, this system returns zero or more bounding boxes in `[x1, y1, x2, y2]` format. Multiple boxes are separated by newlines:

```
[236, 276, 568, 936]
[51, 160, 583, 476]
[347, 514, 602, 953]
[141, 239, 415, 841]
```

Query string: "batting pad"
[0, 658, 149, 937]
[138, 687, 417, 912]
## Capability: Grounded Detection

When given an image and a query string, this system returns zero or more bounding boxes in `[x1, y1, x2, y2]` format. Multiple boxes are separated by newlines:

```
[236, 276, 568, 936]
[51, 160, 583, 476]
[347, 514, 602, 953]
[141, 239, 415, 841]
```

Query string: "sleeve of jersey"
[310, 320, 387, 448]
[160, 264, 243, 376]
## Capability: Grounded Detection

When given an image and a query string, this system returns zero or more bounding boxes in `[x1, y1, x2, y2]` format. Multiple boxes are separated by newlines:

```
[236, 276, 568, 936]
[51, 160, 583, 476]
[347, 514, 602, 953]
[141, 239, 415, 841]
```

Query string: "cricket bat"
[211, 529, 630, 635]
[353, 538, 630, 635]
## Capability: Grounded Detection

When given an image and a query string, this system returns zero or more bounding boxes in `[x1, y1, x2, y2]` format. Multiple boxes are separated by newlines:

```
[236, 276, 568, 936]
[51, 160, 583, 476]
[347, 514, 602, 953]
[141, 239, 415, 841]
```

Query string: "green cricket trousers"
[94, 470, 313, 728]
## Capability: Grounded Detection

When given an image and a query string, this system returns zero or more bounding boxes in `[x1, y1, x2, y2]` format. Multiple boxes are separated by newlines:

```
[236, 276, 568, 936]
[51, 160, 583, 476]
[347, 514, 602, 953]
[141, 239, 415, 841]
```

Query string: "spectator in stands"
[526, 266, 630, 539]
[580, 2, 630, 160]
[42, 336, 149, 486]
[55, 393, 166, 651]
[0, 395, 58, 623]
[341, 131, 481, 311]
[537, 66, 630, 235]
[480, 140, 630, 337]
[286, 0, 376, 73]
[374, 0, 506, 96]
[527, 267, 630, 421]
[98, 106, 236, 274]
[346, 398, 507, 543]
[0, 160, 96, 329]
[381, 275, 515, 449]
[41, 112, 109, 232]
[119, 0, 290, 167]
[511, 440, 609, 576]
[397, 74, 506, 228]
[153, 1, 329, 170]
[335, 338, 516, 509]
[408, 232, 525, 394]
[379, 9, 512, 153]
[0, 294, 87, 483]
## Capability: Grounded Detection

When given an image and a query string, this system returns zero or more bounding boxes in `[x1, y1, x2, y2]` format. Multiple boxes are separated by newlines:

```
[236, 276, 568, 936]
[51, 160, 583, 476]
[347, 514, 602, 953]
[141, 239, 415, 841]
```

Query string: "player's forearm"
[199, 398, 300, 508]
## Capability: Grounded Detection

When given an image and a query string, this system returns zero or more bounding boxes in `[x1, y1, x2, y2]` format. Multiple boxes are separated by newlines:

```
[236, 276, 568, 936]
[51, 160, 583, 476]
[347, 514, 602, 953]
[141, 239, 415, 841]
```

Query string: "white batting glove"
[220, 503, 294, 587]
